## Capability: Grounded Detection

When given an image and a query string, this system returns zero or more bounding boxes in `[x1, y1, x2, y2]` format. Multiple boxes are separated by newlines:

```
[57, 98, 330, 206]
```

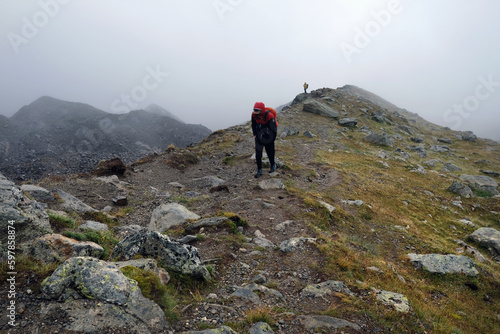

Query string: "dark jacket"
[251, 111, 277, 138]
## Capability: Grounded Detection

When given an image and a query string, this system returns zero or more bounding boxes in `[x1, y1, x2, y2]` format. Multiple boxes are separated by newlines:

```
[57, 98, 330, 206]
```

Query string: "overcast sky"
[1, 0, 499, 140]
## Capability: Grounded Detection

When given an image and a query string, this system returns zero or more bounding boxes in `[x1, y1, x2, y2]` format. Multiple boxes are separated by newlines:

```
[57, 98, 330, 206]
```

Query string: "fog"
[1, 0, 499, 140]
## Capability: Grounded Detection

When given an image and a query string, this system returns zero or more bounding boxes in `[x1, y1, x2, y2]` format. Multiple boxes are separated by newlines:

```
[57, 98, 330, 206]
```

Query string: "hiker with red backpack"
[251, 102, 278, 178]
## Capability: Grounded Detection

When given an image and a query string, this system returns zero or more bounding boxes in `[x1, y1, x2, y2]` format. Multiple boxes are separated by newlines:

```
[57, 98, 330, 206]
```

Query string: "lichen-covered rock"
[258, 178, 285, 190]
[249, 322, 275, 334]
[407, 253, 479, 276]
[112, 230, 211, 281]
[376, 290, 411, 313]
[301, 280, 353, 298]
[149, 203, 200, 232]
[231, 283, 284, 305]
[279, 237, 317, 252]
[447, 180, 474, 198]
[18, 234, 103, 264]
[468, 227, 500, 258]
[0, 172, 53, 246]
[297, 315, 361, 332]
[180, 326, 238, 334]
[40, 299, 163, 334]
[41, 257, 168, 333]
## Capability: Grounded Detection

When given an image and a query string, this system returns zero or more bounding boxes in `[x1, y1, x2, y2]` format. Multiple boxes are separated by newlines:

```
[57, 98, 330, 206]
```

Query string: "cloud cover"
[1, 0, 499, 140]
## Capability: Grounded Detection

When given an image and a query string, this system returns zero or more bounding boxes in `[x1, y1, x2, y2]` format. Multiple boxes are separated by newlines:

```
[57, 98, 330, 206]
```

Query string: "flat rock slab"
[302, 100, 340, 119]
[301, 280, 353, 298]
[258, 179, 285, 190]
[460, 174, 498, 187]
[56, 189, 97, 213]
[408, 253, 479, 276]
[180, 326, 238, 334]
[298, 315, 360, 332]
[20, 184, 55, 202]
[376, 290, 411, 313]
[468, 227, 500, 257]
[279, 237, 317, 252]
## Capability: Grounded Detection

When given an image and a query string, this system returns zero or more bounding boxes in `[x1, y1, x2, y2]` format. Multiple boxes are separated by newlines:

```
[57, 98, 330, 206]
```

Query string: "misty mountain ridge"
[144, 103, 184, 123]
[0, 96, 211, 181]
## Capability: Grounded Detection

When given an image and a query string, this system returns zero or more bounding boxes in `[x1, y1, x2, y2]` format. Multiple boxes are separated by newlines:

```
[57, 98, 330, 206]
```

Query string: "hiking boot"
[269, 164, 276, 173]
[254, 169, 263, 178]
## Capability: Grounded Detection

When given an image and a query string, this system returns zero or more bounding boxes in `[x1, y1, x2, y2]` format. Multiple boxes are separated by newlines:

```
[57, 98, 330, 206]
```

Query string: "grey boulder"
[407, 253, 478, 276]
[112, 230, 211, 281]
[468, 227, 500, 258]
[0, 172, 53, 245]
[41, 256, 168, 333]
[302, 100, 340, 119]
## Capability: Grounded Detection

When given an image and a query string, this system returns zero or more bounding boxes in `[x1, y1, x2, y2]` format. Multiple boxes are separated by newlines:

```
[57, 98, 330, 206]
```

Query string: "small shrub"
[244, 306, 275, 327]
[165, 151, 199, 170]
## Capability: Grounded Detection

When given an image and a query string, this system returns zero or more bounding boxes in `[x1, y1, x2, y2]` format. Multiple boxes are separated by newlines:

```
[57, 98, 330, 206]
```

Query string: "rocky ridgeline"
[0, 96, 211, 181]
[1, 86, 500, 333]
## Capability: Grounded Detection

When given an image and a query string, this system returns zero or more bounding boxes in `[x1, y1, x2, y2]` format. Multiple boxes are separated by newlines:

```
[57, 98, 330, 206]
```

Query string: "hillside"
[0, 97, 211, 181]
[1, 86, 499, 333]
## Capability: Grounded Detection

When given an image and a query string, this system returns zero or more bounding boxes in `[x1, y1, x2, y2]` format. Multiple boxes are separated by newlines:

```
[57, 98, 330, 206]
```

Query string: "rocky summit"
[0, 96, 211, 181]
[1, 85, 499, 334]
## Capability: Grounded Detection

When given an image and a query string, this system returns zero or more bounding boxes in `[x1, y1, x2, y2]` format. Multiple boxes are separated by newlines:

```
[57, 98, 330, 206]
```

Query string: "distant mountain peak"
[144, 104, 184, 123]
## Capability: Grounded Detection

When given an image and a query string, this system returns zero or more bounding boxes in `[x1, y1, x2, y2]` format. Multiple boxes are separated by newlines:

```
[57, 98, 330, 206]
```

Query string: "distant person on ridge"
[251, 102, 277, 178]
[303, 82, 309, 93]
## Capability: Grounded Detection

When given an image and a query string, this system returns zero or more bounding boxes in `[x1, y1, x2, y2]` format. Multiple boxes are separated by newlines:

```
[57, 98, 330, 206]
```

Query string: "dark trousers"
[255, 139, 275, 170]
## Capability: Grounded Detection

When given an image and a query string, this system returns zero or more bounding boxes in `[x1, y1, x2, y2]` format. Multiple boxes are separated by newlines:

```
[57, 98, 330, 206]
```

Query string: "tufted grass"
[62, 230, 118, 260]
[276, 120, 500, 333]
[120, 266, 178, 322]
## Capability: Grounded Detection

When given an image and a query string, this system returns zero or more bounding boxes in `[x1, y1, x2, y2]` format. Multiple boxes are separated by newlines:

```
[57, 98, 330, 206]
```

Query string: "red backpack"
[265, 107, 278, 127]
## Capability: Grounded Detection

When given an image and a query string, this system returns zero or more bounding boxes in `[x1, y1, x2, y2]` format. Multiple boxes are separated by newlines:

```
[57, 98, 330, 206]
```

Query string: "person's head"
[253, 102, 265, 114]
